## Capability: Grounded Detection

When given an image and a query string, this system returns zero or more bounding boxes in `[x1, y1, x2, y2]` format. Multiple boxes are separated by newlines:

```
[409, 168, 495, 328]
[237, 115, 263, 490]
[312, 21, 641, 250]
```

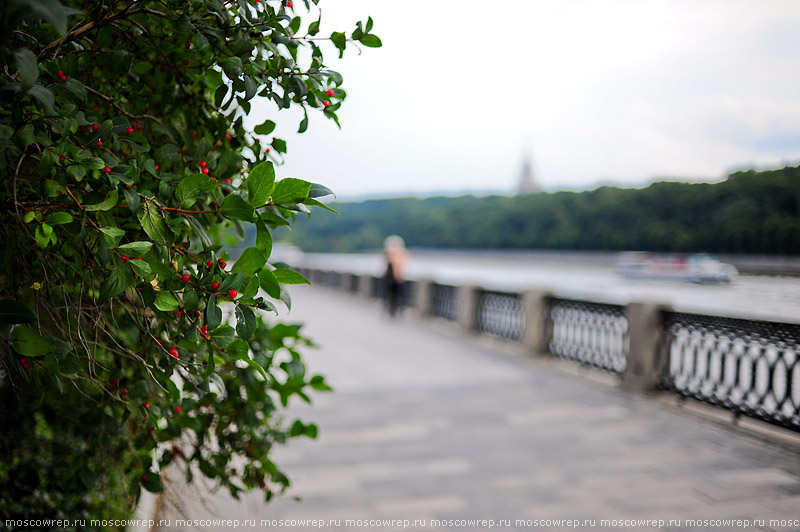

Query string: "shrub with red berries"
[0, 0, 377, 522]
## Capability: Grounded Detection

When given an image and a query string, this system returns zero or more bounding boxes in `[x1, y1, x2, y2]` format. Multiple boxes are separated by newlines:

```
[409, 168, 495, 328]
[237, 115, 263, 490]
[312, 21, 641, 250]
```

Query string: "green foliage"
[0, 0, 379, 524]
[282, 167, 800, 255]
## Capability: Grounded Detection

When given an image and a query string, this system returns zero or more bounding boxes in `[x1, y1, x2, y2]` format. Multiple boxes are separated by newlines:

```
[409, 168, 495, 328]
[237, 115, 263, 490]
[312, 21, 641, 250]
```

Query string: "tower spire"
[516, 151, 540, 195]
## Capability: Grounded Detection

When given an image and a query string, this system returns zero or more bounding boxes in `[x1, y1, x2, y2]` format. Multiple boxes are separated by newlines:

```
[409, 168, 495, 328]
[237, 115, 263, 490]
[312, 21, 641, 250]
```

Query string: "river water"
[293, 250, 800, 325]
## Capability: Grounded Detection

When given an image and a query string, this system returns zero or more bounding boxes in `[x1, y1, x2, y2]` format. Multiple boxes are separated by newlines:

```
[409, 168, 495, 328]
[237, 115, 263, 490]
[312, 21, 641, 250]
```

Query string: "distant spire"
[516, 152, 540, 195]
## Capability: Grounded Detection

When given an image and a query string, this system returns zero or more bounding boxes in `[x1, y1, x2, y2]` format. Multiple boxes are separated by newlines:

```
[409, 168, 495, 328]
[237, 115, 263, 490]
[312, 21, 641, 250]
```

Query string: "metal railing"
[431, 283, 459, 322]
[662, 312, 800, 431]
[548, 298, 629, 375]
[297, 266, 800, 433]
[477, 290, 525, 342]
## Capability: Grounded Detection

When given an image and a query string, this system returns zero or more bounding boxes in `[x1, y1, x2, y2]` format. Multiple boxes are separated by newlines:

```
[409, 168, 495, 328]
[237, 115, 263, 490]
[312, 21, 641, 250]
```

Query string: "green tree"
[0, 0, 380, 525]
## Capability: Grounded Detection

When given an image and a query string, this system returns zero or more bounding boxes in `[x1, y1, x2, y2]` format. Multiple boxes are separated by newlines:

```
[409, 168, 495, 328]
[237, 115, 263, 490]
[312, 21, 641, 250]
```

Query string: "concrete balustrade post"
[521, 289, 553, 356]
[414, 278, 434, 316]
[358, 274, 375, 299]
[340, 272, 355, 293]
[458, 285, 480, 333]
[622, 302, 669, 393]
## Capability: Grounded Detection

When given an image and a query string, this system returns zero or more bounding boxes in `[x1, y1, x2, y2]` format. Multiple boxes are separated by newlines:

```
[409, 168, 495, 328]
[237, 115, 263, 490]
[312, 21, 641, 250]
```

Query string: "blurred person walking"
[382, 235, 408, 316]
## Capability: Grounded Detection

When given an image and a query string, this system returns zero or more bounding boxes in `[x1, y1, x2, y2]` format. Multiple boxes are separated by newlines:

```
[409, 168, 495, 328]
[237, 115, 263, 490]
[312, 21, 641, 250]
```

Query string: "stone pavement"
[157, 286, 800, 532]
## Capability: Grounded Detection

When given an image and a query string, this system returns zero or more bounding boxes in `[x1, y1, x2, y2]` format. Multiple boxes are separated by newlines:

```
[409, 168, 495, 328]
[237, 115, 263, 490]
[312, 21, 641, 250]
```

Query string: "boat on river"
[615, 253, 738, 284]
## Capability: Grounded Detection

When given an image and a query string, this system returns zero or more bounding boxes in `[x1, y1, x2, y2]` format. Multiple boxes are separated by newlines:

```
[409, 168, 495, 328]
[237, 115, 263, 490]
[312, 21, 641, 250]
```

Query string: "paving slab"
[156, 286, 800, 532]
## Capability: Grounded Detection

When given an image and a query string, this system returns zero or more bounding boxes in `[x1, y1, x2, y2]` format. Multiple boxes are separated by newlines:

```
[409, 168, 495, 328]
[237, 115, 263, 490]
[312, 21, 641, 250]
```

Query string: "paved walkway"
[158, 287, 800, 532]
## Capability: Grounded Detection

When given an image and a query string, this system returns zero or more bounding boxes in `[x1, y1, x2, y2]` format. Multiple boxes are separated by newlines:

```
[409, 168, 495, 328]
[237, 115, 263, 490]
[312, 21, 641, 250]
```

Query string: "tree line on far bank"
[279, 165, 800, 255]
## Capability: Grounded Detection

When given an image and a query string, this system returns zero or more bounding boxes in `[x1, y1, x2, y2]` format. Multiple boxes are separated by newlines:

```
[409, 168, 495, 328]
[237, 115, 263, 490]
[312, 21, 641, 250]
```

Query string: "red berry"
[177, 310, 181, 318]
[126, 127, 134, 133]
[57, 70, 64, 77]
[220, 261, 227, 269]
[209, 176, 215, 182]
[172, 449, 180, 457]
[120, 255, 129, 263]
[134, 257, 142, 260]
[93, 105, 99, 111]
[120, 389, 128, 396]
[169, 345, 179, 359]
[144, 402, 150, 409]
[104, 166, 112, 174]
[20, 358, 27, 364]
[206, 260, 213, 270]
[182, 242, 189, 248]
[154, 164, 159, 171]
[175, 406, 181, 413]
[125, 184, 132, 189]
[97, 139, 103, 147]
[160, 65, 167, 73]
[185, 43, 192, 49]
[202, 168, 209, 175]
[194, 310, 201, 318]
[200, 325, 208, 336]
[287, 0, 292, 7]
[79, 125, 87, 133]
[59, 74, 67, 82]
[322, 100, 330, 107]
[183, 59, 189, 68]
[181, 274, 190, 282]
[199, 160, 207, 168]
[91, 123, 100, 132]
[109, 385, 116, 392]
[224, 178, 231, 184]
[112, 379, 120, 385]
[211, 281, 220, 290]
[135, 122, 142, 131]
[326, 89, 334, 97]
[60, 155, 65, 162]
[228, 289, 238, 299]
[265, 148, 270, 153]
[142, 475, 148, 482]
[226, 132, 232, 142]
[217, 258, 225, 265]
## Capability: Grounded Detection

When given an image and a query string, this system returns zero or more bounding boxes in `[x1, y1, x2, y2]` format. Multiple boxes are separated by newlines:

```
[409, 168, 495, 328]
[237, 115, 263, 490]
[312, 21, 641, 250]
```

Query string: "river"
[291, 250, 800, 325]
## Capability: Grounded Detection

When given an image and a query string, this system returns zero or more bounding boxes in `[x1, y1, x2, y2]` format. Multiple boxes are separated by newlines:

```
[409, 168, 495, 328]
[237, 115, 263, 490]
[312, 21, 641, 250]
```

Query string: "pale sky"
[246, 0, 800, 197]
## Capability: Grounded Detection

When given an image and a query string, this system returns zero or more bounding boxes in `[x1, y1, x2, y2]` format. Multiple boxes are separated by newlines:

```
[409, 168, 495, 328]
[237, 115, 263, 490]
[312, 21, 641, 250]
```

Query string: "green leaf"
[175, 174, 211, 208]
[14, 124, 35, 147]
[11, 326, 54, 357]
[330, 31, 346, 56]
[254, 120, 276, 136]
[244, 357, 268, 381]
[0, 300, 37, 325]
[28, 84, 55, 112]
[271, 138, 287, 154]
[243, 75, 257, 101]
[360, 34, 382, 48]
[227, 338, 249, 360]
[308, 183, 335, 198]
[232, 247, 267, 277]
[99, 227, 125, 248]
[247, 161, 275, 207]
[273, 269, 309, 285]
[44, 212, 73, 225]
[100, 263, 129, 300]
[220, 194, 255, 222]
[64, 78, 87, 101]
[117, 241, 153, 256]
[14, 48, 38, 91]
[137, 203, 174, 244]
[303, 198, 339, 214]
[235, 305, 256, 340]
[129, 258, 151, 277]
[258, 269, 281, 299]
[82, 157, 105, 170]
[84, 189, 119, 212]
[122, 187, 139, 214]
[309, 375, 333, 392]
[184, 216, 212, 248]
[272, 178, 311, 205]
[206, 295, 222, 330]
[141, 474, 163, 493]
[154, 292, 179, 312]
[221, 57, 243, 78]
[255, 220, 273, 257]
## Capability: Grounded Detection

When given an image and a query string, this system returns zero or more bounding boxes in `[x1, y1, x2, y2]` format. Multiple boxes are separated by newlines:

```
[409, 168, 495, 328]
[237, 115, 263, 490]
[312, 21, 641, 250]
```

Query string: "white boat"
[615, 253, 738, 284]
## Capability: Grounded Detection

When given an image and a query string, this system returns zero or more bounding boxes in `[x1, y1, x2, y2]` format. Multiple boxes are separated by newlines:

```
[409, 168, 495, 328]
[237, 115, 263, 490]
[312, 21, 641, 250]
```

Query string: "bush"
[0, 0, 380, 526]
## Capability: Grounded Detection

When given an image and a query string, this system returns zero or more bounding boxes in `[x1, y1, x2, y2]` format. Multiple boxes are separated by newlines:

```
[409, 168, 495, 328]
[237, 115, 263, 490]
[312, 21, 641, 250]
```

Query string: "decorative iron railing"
[431, 283, 459, 322]
[662, 312, 800, 431]
[548, 298, 629, 374]
[477, 290, 525, 342]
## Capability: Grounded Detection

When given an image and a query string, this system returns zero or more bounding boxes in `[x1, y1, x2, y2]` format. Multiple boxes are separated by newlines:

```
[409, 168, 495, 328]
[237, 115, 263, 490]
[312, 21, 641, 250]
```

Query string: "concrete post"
[414, 278, 434, 316]
[521, 289, 553, 356]
[458, 285, 480, 333]
[358, 274, 375, 299]
[622, 302, 669, 393]
[340, 272, 355, 293]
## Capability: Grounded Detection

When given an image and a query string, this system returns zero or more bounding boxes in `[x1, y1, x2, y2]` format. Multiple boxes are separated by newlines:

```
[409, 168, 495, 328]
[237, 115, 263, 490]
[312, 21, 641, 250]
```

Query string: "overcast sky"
[246, 0, 800, 197]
